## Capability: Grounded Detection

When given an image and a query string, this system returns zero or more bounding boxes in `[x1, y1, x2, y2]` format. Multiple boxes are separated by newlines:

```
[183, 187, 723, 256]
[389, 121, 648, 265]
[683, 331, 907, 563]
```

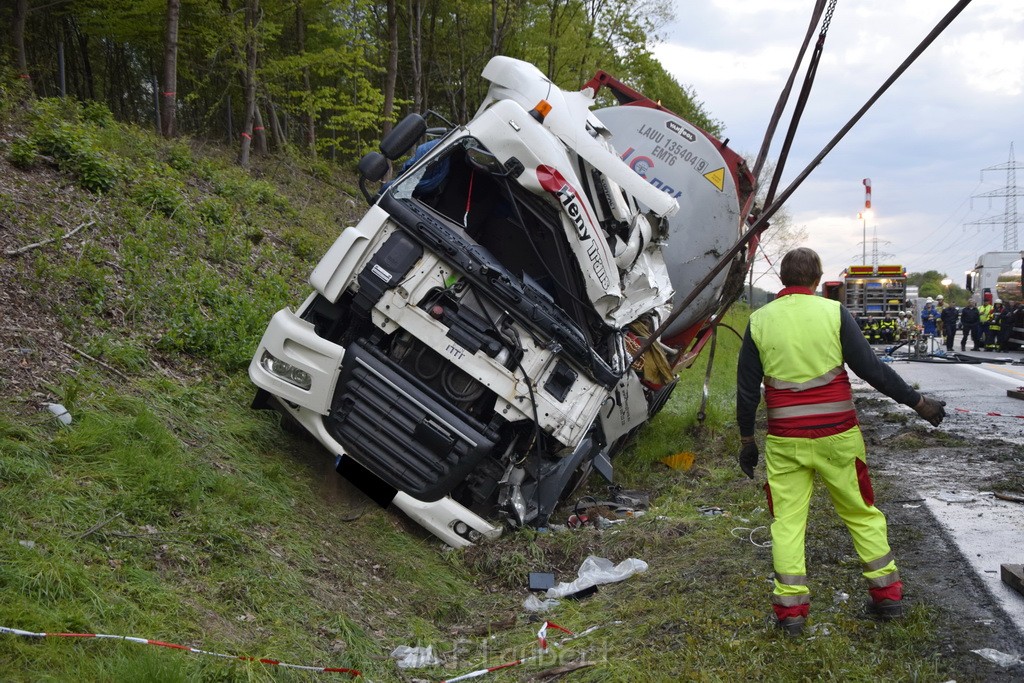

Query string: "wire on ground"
[441, 620, 611, 683]
[953, 408, 1024, 420]
[0, 626, 361, 677]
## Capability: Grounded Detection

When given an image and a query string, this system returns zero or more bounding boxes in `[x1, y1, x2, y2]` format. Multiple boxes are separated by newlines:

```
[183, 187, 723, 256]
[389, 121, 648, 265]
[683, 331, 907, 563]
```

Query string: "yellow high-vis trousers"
[765, 426, 899, 605]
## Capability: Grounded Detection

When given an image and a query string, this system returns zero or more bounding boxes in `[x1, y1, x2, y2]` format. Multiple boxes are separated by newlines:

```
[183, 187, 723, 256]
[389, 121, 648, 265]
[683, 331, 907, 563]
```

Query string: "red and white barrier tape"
[0, 626, 360, 677]
[441, 621, 609, 683]
[953, 407, 1024, 420]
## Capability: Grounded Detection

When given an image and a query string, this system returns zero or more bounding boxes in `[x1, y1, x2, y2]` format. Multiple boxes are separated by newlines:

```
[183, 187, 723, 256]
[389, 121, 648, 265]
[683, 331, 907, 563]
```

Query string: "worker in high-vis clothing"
[736, 248, 946, 636]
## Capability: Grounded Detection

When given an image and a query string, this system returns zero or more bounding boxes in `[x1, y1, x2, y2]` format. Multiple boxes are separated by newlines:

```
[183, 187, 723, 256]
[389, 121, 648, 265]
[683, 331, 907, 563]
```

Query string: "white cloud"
[657, 0, 1024, 291]
[943, 30, 1024, 96]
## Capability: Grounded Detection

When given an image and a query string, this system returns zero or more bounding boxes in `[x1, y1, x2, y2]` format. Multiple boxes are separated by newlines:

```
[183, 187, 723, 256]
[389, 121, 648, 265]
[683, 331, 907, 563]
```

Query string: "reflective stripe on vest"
[767, 400, 856, 420]
[764, 366, 844, 391]
[750, 291, 858, 438]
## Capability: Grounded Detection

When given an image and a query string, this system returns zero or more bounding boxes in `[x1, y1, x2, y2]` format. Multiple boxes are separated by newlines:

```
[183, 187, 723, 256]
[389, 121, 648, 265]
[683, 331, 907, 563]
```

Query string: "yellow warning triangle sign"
[703, 167, 725, 191]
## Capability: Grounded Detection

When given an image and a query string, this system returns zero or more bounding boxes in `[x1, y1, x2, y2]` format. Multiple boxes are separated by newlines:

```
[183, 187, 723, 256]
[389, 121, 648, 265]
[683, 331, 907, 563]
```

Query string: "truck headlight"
[260, 351, 312, 390]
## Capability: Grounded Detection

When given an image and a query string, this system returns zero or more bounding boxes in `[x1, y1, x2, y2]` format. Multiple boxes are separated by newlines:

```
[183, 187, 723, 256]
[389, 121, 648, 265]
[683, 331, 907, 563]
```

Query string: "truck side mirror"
[357, 152, 390, 204]
[380, 114, 427, 160]
[358, 151, 390, 182]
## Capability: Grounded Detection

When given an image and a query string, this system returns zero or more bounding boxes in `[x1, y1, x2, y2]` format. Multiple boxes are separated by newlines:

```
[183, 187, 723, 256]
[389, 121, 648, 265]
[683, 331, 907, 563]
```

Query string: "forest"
[6, 0, 719, 167]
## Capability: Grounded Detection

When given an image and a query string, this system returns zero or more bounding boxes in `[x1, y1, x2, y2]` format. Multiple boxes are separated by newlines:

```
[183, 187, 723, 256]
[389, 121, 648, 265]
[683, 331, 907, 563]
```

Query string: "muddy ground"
[857, 396, 1024, 680]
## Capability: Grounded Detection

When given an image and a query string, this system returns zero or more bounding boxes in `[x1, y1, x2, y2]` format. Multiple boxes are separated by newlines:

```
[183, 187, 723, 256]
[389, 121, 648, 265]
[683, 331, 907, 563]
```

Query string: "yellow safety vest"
[749, 290, 857, 438]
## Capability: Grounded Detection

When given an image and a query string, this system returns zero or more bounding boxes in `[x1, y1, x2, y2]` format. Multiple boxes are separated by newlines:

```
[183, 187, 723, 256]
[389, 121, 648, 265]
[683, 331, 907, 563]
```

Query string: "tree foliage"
[3, 0, 722, 165]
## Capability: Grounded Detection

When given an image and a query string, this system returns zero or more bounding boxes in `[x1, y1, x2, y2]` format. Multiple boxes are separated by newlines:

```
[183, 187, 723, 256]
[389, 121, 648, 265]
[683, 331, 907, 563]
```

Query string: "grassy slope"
[0, 98, 957, 681]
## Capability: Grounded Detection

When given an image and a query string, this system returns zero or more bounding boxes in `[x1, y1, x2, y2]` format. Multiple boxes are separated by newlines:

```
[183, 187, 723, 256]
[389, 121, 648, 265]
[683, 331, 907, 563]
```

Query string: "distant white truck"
[966, 251, 1023, 303]
[965, 251, 1024, 346]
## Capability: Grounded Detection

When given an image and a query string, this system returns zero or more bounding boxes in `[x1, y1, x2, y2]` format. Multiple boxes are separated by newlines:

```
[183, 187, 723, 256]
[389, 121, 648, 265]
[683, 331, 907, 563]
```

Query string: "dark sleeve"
[839, 306, 921, 407]
[736, 324, 763, 438]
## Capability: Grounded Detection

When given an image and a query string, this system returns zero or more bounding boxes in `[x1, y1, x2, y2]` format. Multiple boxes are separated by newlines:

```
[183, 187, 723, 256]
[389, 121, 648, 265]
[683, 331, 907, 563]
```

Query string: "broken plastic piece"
[662, 451, 695, 471]
[971, 648, 1023, 668]
[43, 403, 72, 426]
[389, 645, 441, 669]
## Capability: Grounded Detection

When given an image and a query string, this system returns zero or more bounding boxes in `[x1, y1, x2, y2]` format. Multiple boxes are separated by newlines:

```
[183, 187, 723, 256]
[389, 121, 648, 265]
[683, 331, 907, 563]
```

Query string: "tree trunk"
[161, 0, 181, 138]
[408, 0, 423, 112]
[264, 92, 286, 149]
[238, 0, 259, 168]
[72, 18, 95, 99]
[295, 1, 316, 159]
[253, 102, 268, 153]
[13, 0, 30, 91]
[381, 0, 399, 133]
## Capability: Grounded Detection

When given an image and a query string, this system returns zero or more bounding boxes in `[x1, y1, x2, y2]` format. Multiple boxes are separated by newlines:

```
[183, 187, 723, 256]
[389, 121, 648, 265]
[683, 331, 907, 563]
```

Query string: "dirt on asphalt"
[858, 397, 1024, 680]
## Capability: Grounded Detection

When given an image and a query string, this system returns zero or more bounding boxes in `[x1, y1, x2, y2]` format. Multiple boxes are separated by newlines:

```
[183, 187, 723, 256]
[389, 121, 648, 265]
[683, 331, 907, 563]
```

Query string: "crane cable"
[625, 0, 976, 374]
[751, 0, 829, 184]
[762, 0, 839, 210]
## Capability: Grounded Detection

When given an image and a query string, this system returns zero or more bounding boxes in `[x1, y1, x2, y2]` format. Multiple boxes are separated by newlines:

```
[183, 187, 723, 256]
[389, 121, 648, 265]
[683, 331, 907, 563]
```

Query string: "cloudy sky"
[653, 0, 1024, 292]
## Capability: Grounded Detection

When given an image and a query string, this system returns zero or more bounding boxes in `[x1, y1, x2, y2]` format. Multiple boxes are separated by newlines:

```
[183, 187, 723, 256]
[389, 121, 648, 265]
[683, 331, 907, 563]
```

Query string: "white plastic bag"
[522, 594, 560, 612]
[545, 555, 648, 598]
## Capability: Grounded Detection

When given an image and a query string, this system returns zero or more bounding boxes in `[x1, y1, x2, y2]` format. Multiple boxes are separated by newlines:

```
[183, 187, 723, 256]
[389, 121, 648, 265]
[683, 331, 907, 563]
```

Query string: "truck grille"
[324, 341, 497, 501]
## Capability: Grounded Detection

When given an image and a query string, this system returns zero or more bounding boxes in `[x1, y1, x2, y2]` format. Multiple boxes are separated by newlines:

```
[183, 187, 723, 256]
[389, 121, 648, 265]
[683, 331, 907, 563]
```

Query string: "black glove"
[738, 441, 758, 479]
[914, 394, 946, 427]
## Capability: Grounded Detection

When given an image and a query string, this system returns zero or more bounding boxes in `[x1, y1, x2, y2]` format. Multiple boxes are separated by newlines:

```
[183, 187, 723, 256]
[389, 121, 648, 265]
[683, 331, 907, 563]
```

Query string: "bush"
[27, 101, 120, 193]
[132, 176, 184, 217]
[7, 137, 37, 169]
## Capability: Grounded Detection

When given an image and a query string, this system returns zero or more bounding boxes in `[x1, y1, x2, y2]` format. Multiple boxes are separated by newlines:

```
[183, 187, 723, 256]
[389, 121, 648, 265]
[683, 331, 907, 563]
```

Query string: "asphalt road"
[865, 344, 1024, 640]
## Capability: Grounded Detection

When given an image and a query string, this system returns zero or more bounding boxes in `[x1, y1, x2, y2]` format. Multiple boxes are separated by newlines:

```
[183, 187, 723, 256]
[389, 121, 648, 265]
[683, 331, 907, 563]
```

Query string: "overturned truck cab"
[250, 57, 755, 547]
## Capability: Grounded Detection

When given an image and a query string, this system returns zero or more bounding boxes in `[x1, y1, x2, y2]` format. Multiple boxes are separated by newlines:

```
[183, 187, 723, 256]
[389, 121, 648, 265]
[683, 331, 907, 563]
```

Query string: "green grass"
[0, 97, 968, 681]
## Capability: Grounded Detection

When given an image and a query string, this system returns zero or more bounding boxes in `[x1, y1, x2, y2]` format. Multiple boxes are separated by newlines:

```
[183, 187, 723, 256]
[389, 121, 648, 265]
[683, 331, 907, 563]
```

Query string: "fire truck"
[822, 264, 907, 319]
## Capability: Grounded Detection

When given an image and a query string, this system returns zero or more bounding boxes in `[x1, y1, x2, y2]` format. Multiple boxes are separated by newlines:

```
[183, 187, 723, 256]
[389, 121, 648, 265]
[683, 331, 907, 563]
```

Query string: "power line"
[964, 142, 1024, 250]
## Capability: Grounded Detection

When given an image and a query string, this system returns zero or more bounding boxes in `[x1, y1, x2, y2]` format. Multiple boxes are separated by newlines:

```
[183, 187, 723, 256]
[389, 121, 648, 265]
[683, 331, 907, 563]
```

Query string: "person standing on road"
[986, 300, 1005, 350]
[941, 302, 959, 351]
[960, 300, 981, 351]
[921, 303, 937, 338]
[735, 248, 946, 637]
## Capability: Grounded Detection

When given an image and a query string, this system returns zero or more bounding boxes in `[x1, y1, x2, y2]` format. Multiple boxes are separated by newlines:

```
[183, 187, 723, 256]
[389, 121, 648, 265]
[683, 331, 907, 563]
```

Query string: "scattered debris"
[934, 492, 976, 504]
[529, 572, 555, 592]
[442, 621, 610, 683]
[698, 506, 727, 516]
[994, 491, 1024, 504]
[522, 595, 560, 613]
[390, 645, 441, 669]
[545, 556, 647, 599]
[43, 402, 72, 426]
[525, 660, 596, 681]
[729, 526, 771, 548]
[662, 451, 695, 471]
[971, 648, 1023, 668]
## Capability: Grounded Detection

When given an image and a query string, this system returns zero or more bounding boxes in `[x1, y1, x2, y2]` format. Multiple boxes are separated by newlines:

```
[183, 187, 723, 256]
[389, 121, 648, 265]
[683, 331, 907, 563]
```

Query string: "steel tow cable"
[625, 0, 976, 374]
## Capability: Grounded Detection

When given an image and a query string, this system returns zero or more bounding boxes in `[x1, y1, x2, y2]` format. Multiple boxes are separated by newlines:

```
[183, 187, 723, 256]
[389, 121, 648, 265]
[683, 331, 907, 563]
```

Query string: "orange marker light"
[529, 99, 552, 122]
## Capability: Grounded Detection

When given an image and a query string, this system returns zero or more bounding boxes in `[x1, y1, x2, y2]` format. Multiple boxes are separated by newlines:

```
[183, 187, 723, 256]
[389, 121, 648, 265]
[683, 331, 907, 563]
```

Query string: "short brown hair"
[779, 247, 823, 287]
